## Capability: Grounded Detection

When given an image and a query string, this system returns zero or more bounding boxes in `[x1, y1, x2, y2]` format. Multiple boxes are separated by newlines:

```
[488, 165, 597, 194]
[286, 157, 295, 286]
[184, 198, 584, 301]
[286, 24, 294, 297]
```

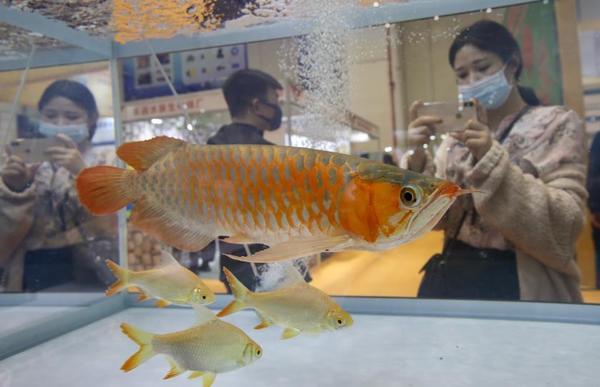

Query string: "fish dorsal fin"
[117, 136, 185, 171]
[155, 250, 181, 269]
[192, 305, 216, 325]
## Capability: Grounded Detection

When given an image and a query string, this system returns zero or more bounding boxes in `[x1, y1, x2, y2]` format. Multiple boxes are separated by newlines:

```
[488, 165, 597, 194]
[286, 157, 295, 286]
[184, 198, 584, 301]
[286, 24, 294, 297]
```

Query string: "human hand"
[44, 133, 87, 175]
[407, 101, 442, 171]
[450, 100, 493, 161]
[1, 151, 38, 192]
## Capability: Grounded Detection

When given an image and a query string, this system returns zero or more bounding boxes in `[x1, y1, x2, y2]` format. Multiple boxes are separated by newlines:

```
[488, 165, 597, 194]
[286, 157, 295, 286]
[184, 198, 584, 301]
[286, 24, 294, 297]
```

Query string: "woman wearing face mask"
[402, 20, 586, 302]
[0, 80, 117, 292]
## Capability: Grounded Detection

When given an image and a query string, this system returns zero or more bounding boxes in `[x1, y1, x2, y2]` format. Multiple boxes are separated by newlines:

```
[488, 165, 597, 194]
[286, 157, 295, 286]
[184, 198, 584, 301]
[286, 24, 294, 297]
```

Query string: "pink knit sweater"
[402, 105, 587, 303]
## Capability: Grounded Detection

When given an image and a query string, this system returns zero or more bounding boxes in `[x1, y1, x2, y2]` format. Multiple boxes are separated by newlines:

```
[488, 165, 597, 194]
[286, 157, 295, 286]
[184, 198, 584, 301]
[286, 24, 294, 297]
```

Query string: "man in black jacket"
[203, 69, 310, 291]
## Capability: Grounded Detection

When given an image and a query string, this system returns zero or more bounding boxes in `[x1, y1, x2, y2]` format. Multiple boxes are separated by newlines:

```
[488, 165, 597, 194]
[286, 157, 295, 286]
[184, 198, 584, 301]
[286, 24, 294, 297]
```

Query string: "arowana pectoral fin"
[225, 235, 351, 263]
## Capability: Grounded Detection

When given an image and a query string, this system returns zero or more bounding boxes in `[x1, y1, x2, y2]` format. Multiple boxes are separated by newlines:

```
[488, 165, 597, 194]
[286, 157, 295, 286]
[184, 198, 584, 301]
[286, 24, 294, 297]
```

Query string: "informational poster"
[122, 44, 247, 101]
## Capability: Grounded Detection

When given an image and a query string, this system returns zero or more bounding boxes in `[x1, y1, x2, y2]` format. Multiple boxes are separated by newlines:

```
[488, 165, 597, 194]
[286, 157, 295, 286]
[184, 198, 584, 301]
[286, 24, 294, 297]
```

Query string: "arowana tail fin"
[105, 260, 129, 297]
[76, 166, 136, 215]
[217, 268, 250, 317]
[120, 323, 155, 372]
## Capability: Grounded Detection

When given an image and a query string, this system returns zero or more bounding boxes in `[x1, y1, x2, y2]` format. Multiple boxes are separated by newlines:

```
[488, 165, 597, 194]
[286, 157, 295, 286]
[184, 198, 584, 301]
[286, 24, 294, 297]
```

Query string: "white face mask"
[458, 65, 513, 110]
[38, 121, 89, 143]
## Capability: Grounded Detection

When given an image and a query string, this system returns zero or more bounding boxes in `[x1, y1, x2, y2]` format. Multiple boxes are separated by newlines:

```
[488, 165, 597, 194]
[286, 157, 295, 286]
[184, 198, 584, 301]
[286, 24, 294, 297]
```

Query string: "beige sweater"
[401, 106, 586, 303]
[0, 146, 117, 291]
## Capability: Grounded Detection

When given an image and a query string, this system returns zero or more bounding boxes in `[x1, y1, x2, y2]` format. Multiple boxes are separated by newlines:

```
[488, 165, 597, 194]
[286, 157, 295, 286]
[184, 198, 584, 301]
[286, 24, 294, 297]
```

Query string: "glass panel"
[92, 0, 599, 305]
[0, 60, 117, 334]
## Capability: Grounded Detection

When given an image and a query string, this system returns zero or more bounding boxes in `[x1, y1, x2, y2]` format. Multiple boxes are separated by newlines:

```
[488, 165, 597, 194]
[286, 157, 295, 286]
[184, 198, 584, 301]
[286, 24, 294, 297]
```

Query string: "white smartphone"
[417, 101, 476, 133]
[7, 137, 61, 164]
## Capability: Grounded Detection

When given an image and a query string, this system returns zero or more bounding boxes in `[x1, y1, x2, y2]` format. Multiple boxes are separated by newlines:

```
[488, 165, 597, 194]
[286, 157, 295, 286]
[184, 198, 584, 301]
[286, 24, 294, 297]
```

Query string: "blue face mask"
[458, 66, 513, 110]
[38, 121, 90, 143]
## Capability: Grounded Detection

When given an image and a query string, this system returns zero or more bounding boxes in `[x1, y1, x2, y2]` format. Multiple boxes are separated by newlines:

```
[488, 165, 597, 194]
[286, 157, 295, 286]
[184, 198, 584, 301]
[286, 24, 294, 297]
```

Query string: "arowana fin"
[164, 357, 185, 380]
[117, 136, 185, 171]
[129, 198, 214, 251]
[217, 268, 250, 317]
[120, 323, 156, 372]
[225, 235, 351, 263]
[105, 260, 129, 297]
[221, 234, 254, 244]
[281, 327, 301, 340]
[76, 166, 136, 215]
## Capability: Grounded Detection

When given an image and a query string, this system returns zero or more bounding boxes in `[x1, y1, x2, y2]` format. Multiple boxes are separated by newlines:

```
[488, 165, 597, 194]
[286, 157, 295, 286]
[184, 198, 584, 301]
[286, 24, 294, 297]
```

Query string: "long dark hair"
[38, 79, 100, 139]
[449, 20, 540, 106]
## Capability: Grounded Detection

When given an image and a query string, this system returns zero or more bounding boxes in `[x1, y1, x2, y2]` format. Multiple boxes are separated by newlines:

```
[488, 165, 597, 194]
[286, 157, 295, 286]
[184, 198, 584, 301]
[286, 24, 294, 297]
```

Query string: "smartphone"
[7, 137, 61, 164]
[417, 101, 475, 134]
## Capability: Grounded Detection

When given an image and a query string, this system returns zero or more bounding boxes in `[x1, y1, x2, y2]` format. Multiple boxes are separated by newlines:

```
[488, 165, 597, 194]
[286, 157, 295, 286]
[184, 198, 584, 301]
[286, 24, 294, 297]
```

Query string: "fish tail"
[120, 323, 155, 372]
[217, 268, 249, 317]
[76, 166, 137, 215]
[105, 259, 129, 297]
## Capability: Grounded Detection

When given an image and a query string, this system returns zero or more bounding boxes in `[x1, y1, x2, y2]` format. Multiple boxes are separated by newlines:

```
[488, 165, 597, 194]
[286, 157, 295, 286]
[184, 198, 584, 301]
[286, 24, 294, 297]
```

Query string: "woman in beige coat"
[0, 80, 117, 292]
[403, 20, 586, 302]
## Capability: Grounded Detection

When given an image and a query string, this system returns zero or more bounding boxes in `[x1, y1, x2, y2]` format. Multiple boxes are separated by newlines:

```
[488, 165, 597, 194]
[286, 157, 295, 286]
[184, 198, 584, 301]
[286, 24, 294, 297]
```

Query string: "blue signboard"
[122, 44, 248, 101]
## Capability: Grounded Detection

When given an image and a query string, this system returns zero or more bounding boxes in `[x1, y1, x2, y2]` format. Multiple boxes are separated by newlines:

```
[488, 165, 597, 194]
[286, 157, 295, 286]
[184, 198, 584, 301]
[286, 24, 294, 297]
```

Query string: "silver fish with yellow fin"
[120, 305, 262, 387]
[105, 251, 215, 307]
[77, 136, 469, 263]
[218, 267, 353, 339]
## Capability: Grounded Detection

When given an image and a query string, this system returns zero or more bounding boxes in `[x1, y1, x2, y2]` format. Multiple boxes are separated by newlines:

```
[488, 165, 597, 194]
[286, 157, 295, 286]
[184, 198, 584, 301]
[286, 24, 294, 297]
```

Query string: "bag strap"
[442, 210, 468, 257]
[497, 104, 531, 144]
[442, 104, 531, 257]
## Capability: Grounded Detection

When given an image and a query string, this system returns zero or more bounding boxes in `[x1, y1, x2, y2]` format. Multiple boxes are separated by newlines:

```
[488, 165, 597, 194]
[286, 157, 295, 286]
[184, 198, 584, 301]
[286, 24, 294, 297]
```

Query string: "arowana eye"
[400, 185, 422, 208]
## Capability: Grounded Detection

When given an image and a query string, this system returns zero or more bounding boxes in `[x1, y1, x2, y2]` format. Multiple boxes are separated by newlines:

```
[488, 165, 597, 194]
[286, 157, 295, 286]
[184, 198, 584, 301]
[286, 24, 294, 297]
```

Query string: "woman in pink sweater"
[403, 20, 586, 302]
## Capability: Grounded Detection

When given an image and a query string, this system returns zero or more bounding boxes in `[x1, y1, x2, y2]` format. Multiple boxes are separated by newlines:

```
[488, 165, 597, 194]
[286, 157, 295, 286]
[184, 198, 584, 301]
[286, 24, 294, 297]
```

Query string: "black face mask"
[257, 100, 283, 130]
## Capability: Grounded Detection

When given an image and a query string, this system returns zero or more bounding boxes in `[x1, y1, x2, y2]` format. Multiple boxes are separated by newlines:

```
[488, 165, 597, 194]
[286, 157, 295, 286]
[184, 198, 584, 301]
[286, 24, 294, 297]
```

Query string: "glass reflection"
[1, 76, 118, 293]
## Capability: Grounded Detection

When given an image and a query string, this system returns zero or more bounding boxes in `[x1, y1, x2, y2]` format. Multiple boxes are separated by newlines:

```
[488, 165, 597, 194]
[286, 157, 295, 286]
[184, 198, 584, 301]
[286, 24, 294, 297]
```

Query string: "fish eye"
[337, 319, 343, 325]
[201, 295, 207, 300]
[256, 349, 261, 356]
[400, 186, 422, 208]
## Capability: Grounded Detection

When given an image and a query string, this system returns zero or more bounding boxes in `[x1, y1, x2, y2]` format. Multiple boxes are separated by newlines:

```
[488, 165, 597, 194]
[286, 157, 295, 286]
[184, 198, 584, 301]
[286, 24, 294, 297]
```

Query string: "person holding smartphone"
[402, 20, 586, 302]
[0, 80, 117, 292]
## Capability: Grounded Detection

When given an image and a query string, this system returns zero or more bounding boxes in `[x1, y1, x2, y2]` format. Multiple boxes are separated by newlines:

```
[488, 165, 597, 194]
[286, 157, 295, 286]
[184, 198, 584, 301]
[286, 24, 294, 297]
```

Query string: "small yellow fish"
[76, 136, 467, 263]
[218, 267, 353, 339]
[120, 306, 262, 387]
[105, 251, 215, 307]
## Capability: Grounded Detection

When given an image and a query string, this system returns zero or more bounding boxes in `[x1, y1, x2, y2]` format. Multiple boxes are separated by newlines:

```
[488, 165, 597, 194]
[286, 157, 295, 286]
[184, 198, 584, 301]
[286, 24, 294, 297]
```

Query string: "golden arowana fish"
[218, 267, 353, 339]
[76, 136, 466, 262]
[120, 306, 262, 387]
[105, 251, 215, 307]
